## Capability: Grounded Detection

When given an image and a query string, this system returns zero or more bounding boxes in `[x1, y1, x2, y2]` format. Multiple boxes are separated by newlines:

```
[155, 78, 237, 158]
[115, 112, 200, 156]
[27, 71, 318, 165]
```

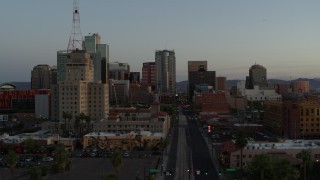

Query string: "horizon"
[1, 1, 320, 82]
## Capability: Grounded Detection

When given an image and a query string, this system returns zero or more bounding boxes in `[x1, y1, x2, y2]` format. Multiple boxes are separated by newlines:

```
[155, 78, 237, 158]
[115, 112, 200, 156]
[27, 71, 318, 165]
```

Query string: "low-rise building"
[228, 140, 320, 169]
[83, 131, 163, 151]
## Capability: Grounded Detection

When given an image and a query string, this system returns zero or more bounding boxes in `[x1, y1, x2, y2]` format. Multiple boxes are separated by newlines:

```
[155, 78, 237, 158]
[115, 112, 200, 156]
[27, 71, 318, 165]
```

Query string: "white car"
[123, 152, 130, 157]
[42, 157, 54, 162]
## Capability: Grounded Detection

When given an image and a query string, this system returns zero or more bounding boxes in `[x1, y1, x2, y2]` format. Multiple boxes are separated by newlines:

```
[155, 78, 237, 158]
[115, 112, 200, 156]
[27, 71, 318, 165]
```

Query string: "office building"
[130, 72, 140, 83]
[84, 33, 109, 83]
[188, 61, 207, 72]
[216, 76, 227, 92]
[57, 50, 69, 82]
[31, 64, 55, 90]
[141, 62, 156, 90]
[245, 64, 268, 89]
[155, 50, 176, 93]
[291, 80, 310, 93]
[188, 65, 216, 99]
[58, 50, 109, 129]
[109, 62, 130, 80]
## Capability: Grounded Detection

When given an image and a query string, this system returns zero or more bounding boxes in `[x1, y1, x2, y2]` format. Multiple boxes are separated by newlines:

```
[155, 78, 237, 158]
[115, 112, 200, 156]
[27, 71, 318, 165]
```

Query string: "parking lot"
[0, 151, 160, 180]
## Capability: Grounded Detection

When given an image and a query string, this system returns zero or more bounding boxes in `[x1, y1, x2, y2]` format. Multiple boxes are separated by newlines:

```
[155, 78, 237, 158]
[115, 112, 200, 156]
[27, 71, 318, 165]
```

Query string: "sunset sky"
[1, 0, 320, 82]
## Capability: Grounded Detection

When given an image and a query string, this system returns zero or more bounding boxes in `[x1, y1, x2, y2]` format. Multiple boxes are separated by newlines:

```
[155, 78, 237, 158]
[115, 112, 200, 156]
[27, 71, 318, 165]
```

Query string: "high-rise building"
[58, 50, 109, 129]
[188, 66, 216, 99]
[57, 33, 109, 83]
[155, 50, 176, 93]
[291, 80, 309, 93]
[141, 62, 156, 90]
[31, 64, 54, 90]
[84, 33, 109, 83]
[108, 62, 130, 80]
[129, 72, 140, 83]
[245, 64, 268, 89]
[188, 61, 207, 72]
[216, 76, 227, 92]
[57, 50, 69, 82]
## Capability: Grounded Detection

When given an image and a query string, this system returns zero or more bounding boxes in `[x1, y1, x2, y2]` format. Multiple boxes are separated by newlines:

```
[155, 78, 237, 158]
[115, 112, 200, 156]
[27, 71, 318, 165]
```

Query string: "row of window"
[301, 118, 320, 122]
[301, 108, 320, 116]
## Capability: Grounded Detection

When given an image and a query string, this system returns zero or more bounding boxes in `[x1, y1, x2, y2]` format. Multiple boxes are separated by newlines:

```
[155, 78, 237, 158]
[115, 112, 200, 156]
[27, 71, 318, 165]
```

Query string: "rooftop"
[246, 139, 320, 150]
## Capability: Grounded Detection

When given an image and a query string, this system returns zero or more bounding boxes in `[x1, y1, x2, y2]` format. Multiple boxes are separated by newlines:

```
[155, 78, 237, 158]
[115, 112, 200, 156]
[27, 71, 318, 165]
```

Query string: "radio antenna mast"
[67, 0, 85, 51]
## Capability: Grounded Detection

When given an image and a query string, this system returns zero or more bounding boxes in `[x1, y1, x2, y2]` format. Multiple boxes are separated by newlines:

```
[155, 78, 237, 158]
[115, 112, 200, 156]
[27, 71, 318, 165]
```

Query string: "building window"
[301, 109, 304, 116]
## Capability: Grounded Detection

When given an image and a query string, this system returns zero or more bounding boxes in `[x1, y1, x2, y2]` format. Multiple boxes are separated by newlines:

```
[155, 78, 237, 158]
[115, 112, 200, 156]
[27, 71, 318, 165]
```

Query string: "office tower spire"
[67, 0, 85, 51]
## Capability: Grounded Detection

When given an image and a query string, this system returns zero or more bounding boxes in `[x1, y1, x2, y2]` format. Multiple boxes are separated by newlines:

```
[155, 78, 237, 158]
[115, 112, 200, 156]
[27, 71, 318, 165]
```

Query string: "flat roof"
[84, 131, 164, 137]
[246, 140, 320, 150]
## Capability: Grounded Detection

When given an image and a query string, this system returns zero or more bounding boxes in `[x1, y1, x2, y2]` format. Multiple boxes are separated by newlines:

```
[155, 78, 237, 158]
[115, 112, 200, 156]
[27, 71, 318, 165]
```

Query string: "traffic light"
[208, 125, 211, 133]
[218, 170, 222, 176]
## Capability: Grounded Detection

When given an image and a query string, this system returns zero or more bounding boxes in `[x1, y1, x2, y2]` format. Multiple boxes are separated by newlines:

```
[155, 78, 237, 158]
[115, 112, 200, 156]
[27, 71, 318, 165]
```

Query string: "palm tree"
[84, 115, 92, 133]
[62, 111, 72, 132]
[78, 113, 87, 136]
[6, 150, 18, 180]
[74, 115, 81, 137]
[296, 149, 311, 180]
[53, 146, 70, 180]
[235, 130, 247, 171]
[111, 149, 123, 177]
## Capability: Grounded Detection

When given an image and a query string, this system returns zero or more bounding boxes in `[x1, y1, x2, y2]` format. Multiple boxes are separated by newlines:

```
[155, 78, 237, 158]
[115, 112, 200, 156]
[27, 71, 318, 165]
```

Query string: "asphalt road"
[185, 111, 220, 180]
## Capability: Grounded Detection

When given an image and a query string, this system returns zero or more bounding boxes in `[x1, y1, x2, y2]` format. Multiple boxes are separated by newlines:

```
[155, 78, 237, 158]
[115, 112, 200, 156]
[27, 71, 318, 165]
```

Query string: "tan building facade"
[83, 131, 163, 151]
[58, 50, 109, 129]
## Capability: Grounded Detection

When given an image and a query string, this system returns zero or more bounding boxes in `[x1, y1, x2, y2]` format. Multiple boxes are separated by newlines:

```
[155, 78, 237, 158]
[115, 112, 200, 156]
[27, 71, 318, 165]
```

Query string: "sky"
[1, 0, 320, 82]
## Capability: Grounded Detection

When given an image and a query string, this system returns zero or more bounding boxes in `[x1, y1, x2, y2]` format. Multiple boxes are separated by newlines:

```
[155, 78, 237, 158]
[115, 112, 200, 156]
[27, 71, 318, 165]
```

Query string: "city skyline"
[1, 1, 320, 82]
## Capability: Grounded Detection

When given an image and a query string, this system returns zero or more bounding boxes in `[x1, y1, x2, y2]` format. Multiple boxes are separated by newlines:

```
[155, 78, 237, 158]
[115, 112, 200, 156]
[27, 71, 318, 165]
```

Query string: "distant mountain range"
[177, 78, 320, 92]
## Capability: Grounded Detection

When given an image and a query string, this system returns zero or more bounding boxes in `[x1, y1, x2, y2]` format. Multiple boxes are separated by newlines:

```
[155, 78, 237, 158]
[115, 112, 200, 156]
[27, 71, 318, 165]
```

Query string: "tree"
[296, 150, 311, 180]
[53, 146, 70, 180]
[111, 149, 123, 177]
[23, 138, 37, 154]
[62, 111, 72, 132]
[105, 172, 118, 180]
[6, 150, 18, 180]
[308, 161, 320, 180]
[235, 130, 247, 172]
[84, 115, 92, 133]
[28, 165, 42, 180]
[272, 158, 299, 180]
[245, 154, 272, 180]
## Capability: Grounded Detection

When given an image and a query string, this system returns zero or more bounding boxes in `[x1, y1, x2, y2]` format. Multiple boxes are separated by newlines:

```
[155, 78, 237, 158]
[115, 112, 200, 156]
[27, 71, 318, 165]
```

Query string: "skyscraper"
[84, 33, 109, 83]
[31, 64, 54, 90]
[188, 66, 216, 99]
[245, 64, 268, 89]
[141, 62, 156, 90]
[155, 50, 176, 93]
[188, 61, 207, 72]
[57, 50, 69, 82]
[108, 62, 130, 80]
[58, 50, 109, 128]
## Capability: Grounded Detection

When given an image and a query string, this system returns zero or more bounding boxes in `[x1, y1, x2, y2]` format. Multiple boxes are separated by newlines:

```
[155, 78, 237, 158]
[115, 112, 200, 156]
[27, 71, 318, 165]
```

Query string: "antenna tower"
[67, 0, 85, 51]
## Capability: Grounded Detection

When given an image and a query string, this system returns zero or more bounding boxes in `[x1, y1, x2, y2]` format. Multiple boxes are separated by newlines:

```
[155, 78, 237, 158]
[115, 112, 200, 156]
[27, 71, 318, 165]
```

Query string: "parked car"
[42, 157, 54, 162]
[25, 157, 34, 162]
[123, 152, 130, 157]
